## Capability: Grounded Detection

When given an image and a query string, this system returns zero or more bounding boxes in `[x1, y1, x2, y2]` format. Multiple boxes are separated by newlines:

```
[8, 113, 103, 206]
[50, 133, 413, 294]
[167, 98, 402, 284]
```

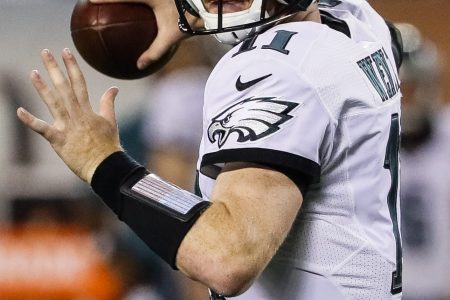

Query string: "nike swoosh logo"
[235, 74, 272, 91]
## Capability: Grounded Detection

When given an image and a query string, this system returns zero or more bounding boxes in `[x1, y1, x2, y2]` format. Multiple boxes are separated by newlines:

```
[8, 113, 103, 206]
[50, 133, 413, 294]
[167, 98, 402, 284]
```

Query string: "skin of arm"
[177, 162, 303, 296]
[17, 49, 303, 297]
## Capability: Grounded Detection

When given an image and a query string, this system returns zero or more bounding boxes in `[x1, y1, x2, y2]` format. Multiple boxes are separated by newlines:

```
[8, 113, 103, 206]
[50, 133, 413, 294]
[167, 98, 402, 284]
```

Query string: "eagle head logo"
[207, 97, 299, 148]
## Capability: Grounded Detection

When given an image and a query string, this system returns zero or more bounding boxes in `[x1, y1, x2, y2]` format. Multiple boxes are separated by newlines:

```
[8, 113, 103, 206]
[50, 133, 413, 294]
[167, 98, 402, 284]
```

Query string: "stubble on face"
[202, 0, 253, 13]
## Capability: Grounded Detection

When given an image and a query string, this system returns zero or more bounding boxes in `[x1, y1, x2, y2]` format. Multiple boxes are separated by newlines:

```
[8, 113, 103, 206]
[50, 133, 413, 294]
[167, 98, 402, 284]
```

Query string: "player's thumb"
[137, 25, 186, 70]
[99, 86, 119, 126]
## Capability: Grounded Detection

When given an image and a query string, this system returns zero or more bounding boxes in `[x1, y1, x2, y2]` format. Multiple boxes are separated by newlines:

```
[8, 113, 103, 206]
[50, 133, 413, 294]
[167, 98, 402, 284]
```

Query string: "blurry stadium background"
[0, 0, 449, 299]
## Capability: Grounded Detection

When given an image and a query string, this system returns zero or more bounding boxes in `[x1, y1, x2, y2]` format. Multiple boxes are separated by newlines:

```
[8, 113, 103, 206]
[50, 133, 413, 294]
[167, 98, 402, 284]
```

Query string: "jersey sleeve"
[200, 54, 337, 185]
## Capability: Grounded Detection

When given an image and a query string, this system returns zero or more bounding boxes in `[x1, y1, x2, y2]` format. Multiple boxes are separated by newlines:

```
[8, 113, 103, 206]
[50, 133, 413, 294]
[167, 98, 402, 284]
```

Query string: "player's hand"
[89, 0, 200, 69]
[17, 49, 123, 184]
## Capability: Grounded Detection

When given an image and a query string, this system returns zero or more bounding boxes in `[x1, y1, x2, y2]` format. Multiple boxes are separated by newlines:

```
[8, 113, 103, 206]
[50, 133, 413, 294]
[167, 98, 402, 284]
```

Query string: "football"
[70, 0, 176, 79]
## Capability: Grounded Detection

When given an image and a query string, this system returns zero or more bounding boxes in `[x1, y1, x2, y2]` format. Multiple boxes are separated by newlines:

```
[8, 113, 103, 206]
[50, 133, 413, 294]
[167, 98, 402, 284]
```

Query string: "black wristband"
[120, 173, 210, 267]
[91, 151, 210, 268]
[91, 151, 147, 214]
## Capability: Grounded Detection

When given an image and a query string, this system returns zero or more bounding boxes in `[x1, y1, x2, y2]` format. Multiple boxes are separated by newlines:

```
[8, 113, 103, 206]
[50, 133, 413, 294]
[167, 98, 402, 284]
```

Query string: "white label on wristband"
[131, 174, 205, 215]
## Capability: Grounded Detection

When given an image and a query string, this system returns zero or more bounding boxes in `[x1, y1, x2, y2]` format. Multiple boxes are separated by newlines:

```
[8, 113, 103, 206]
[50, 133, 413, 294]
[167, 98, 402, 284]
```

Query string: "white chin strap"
[190, 0, 268, 45]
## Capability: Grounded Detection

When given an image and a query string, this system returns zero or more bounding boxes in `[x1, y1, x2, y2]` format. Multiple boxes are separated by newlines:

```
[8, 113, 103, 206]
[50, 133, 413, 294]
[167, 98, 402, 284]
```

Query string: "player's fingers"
[41, 49, 81, 116]
[99, 86, 119, 126]
[17, 107, 57, 142]
[62, 48, 91, 110]
[30, 69, 69, 122]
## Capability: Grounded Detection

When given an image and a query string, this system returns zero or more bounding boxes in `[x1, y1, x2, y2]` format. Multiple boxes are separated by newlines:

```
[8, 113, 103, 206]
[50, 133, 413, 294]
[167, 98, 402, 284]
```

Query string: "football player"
[17, 0, 403, 299]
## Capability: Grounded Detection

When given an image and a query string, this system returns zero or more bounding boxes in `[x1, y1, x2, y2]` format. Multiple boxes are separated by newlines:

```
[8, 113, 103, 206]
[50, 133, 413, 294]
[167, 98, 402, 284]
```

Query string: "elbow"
[203, 259, 259, 296]
[177, 245, 259, 296]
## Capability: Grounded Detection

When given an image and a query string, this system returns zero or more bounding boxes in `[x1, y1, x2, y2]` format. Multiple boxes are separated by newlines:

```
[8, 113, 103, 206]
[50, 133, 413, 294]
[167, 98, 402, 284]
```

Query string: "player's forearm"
[176, 200, 263, 296]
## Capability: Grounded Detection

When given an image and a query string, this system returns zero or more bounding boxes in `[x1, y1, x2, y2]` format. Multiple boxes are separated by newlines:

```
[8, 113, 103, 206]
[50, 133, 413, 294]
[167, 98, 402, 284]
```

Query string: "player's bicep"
[213, 162, 303, 241]
[209, 162, 303, 269]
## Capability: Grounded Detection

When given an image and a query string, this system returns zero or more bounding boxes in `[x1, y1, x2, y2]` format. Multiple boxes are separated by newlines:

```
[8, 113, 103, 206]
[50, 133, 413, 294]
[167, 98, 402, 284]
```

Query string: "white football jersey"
[196, 0, 402, 299]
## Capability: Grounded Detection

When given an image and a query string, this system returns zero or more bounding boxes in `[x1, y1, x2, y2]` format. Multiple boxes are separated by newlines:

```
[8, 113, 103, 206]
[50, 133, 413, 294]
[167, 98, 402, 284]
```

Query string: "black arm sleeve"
[91, 151, 210, 268]
[91, 151, 147, 214]
[386, 20, 404, 70]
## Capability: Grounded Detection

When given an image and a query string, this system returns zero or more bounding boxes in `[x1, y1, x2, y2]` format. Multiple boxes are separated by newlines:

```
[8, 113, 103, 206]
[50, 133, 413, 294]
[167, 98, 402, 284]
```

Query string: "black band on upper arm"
[200, 148, 319, 195]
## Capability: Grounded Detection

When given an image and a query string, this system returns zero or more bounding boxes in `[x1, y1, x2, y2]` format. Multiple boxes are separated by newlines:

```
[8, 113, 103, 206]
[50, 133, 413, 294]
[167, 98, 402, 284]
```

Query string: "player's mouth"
[204, 0, 252, 13]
